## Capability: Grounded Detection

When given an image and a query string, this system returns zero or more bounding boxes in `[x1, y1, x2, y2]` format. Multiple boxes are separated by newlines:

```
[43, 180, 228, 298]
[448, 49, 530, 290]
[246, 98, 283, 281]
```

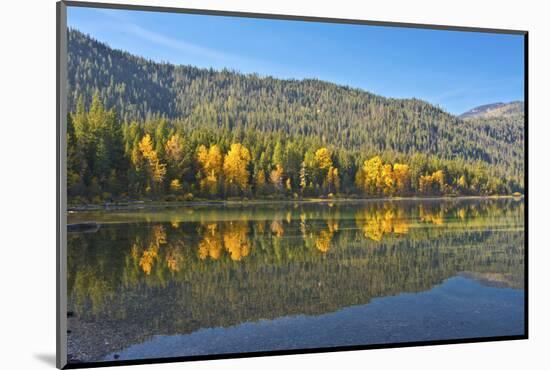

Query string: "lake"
[66, 198, 525, 363]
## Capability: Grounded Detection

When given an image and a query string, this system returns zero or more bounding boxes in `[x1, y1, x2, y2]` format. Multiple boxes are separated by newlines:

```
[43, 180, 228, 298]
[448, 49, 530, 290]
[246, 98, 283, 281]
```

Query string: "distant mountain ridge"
[459, 101, 524, 120]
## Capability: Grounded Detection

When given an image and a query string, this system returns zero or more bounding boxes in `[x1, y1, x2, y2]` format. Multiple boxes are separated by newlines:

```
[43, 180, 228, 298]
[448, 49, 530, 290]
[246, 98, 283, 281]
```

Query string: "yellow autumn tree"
[138, 134, 166, 193]
[165, 134, 188, 181]
[432, 170, 446, 190]
[223, 143, 251, 194]
[381, 163, 395, 195]
[457, 175, 468, 192]
[419, 170, 446, 194]
[357, 156, 384, 194]
[197, 144, 223, 195]
[315, 147, 333, 170]
[326, 166, 340, 193]
[170, 179, 182, 193]
[270, 164, 284, 192]
[223, 143, 251, 192]
[165, 134, 184, 164]
[393, 163, 411, 194]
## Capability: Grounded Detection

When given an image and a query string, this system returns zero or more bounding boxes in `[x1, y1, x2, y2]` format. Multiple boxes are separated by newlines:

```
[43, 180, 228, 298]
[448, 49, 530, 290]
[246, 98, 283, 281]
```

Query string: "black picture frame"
[56, 1, 529, 368]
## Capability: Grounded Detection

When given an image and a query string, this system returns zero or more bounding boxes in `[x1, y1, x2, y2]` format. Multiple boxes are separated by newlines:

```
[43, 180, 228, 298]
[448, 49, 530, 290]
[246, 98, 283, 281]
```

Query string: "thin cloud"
[97, 8, 256, 67]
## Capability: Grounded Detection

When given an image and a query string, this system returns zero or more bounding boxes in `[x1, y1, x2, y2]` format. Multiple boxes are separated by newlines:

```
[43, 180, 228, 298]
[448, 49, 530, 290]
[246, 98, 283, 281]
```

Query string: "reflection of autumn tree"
[138, 225, 167, 275]
[314, 218, 340, 253]
[223, 221, 251, 261]
[198, 223, 223, 260]
[356, 206, 410, 241]
[166, 241, 185, 272]
[299, 212, 307, 236]
[419, 205, 445, 225]
[197, 221, 251, 261]
[457, 207, 467, 220]
[270, 220, 284, 237]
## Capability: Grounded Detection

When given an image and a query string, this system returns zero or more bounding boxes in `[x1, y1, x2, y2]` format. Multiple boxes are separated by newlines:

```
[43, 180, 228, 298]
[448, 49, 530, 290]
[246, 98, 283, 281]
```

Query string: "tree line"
[67, 93, 521, 203]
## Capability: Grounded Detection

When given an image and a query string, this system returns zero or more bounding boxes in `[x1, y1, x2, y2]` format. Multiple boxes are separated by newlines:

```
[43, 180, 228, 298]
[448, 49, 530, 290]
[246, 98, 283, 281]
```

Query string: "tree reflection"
[137, 225, 167, 275]
[223, 221, 251, 261]
[67, 198, 524, 356]
[197, 221, 251, 261]
[355, 205, 410, 241]
[419, 205, 445, 225]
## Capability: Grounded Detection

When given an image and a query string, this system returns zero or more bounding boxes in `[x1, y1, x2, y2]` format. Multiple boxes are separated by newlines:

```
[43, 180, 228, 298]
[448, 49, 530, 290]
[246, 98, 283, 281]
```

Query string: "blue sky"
[68, 6, 525, 115]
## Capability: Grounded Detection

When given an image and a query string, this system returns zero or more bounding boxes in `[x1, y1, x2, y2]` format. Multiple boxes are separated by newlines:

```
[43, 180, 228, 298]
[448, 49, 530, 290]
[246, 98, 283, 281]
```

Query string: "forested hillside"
[66, 29, 525, 203]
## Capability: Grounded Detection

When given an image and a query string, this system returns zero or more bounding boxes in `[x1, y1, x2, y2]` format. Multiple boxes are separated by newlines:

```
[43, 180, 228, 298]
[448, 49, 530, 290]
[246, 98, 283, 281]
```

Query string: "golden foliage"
[139, 134, 166, 186]
[393, 163, 411, 193]
[270, 164, 284, 191]
[419, 170, 446, 194]
[315, 147, 333, 170]
[165, 134, 184, 163]
[170, 179, 182, 193]
[457, 175, 468, 189]
[326, 166, 340, 193]
[197, 144, 223, 195]
[223, 143, 251, 192]
[255, 170, 266, 189]
[356, 157, 412, 195]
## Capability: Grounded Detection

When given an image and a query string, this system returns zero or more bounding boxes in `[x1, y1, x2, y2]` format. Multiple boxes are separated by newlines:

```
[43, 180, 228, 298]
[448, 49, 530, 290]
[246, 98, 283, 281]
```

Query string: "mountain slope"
[67, 29, 524, 179]
[459, 101, 524, 120]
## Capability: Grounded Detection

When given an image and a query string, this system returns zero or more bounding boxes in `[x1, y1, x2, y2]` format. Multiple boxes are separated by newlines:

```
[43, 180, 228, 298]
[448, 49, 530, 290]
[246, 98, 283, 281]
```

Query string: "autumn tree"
[197, 144, 223, 196]
[419, 170, 446, 194]
[315, 147, 333, 173]
[270, 164, 284, 192]
[326, 166, 340, 194]
[139, 134, 166, 194]
[393, 163, 411, 194]
[356, 156, 383, 194]
[165, 134, 191, 188]
[223, 143, 252, 195]
[299, 162, 307, 196]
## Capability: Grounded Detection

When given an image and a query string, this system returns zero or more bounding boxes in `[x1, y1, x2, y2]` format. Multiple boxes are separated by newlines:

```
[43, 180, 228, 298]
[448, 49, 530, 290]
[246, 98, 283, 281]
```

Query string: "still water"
[66, 198, 525, 363]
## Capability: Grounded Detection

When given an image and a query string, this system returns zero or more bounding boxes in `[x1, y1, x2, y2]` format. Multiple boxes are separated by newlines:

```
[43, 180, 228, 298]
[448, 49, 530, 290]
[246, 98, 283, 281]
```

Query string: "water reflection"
[67, 199, 524, 362]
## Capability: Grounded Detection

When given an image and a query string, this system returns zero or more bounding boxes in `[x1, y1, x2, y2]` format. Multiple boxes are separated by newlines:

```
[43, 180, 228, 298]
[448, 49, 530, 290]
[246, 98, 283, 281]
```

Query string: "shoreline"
[68, 194, 523, 213]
